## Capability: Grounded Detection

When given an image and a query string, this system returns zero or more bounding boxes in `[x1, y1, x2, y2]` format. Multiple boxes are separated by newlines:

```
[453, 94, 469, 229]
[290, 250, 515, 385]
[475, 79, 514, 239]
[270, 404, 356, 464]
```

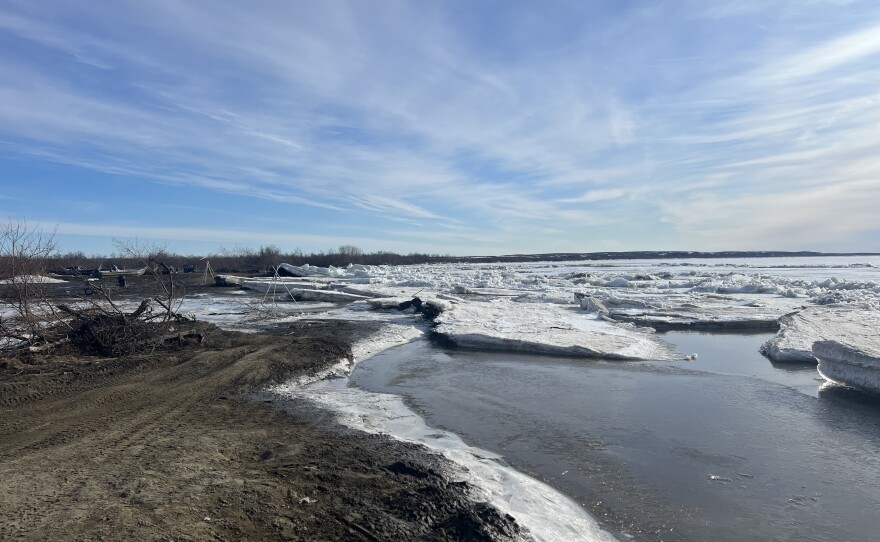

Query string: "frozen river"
[202, 255, 880, 540]
[349, 333, 880, 542]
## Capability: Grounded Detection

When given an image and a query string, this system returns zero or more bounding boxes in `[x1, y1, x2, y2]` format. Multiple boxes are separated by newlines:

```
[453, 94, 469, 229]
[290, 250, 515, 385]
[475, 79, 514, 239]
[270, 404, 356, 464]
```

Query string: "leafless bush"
[0, 226, 197, 357]
[0, 220, 62, 348]
[112, 238, 185, 322]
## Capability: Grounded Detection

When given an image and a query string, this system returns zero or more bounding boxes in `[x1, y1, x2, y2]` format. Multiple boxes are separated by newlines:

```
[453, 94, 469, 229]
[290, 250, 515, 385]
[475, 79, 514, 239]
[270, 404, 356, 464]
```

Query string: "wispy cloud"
[560, 189, 626, 204]
[1, 1, 879, 253]
[43, 221, 486, 256]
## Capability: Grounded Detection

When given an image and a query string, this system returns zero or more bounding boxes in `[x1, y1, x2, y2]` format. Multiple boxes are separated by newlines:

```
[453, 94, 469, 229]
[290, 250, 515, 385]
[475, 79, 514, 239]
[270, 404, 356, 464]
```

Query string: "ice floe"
[606, 294, 807, 331]
[278, 262, 348, 277]
[759, 305, 880, 394]
[200, 257, 880, 365]
[760, 309, 827, 362]
[214, 274, 245, 286]
[434, 298, 678, 360]
[808, 309, 880, 395]
[815, 336, 880, 396]
[759, 305, 877, 363]
[239, 278, 331, 293]
[335, 284, 427, 299]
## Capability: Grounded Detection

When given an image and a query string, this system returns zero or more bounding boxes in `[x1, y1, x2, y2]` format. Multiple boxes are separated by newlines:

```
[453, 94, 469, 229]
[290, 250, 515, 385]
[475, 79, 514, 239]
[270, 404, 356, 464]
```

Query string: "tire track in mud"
[1, 355, 222, 460]
[0, 325, 522, 542]
[0, 339, 298, 541]
[0, 357, 159, 408]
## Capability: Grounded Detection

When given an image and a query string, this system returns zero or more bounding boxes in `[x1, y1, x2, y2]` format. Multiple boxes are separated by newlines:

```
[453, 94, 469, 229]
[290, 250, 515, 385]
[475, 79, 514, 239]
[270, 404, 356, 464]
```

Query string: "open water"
[350, 333, 880, 542]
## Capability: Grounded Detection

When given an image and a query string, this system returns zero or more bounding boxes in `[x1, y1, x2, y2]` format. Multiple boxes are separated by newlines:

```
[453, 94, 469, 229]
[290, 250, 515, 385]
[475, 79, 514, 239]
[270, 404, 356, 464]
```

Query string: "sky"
[2, 0, 880, 256]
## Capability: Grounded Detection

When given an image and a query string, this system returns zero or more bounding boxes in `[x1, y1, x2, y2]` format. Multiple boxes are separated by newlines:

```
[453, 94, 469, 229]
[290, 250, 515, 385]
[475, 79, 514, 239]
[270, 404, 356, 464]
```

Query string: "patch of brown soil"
[0, 322, 521, 541]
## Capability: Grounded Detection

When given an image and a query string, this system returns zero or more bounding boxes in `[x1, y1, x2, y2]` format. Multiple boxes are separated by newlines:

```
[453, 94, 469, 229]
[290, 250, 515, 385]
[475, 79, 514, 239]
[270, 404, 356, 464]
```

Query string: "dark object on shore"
[215, 275, 245, 287]
[396, 297, 444, 320]
[117, 275, 126, 288]
[56, 265, 102, 277]
[182, 264, 197, 273]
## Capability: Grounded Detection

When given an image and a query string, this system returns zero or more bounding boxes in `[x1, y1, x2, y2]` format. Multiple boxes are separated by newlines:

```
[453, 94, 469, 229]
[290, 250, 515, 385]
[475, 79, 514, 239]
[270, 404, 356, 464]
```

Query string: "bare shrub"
[112, 238, 186, 322]
[0, 220, 61, 348]
[1, 227, 198, 357]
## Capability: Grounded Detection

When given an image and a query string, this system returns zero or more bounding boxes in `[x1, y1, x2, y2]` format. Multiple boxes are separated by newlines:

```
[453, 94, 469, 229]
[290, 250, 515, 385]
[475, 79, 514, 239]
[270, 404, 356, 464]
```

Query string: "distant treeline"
[43, 245, 457, 274]
[35, 247, 879, 275]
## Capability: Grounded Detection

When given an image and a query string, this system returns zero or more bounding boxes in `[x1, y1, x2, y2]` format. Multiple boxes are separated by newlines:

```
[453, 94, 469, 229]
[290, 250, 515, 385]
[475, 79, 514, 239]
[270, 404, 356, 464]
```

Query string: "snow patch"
[0, 275, 68, 284]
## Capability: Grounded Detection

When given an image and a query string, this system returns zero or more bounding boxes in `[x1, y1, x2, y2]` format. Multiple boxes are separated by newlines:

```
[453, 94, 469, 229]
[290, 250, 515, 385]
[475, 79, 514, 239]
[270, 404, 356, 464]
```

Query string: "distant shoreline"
[457, 251, 880, 263]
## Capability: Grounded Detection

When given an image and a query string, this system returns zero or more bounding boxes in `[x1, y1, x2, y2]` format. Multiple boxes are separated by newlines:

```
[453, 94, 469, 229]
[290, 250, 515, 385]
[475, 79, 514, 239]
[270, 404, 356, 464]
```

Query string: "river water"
[349, 332, 880, 542]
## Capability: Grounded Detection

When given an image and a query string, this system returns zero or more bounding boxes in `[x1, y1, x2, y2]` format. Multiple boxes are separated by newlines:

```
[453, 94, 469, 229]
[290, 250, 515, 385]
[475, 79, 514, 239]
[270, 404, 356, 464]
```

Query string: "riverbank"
[0, 320, 521, 541]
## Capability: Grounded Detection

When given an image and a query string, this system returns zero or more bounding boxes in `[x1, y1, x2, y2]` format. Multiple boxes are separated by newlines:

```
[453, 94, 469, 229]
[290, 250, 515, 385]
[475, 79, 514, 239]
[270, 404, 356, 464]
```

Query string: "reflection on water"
[350, 333, 880, 542]
[659, 330, 823, 396]
[819, 381, 880, 404]
[767, 358, 817, 373]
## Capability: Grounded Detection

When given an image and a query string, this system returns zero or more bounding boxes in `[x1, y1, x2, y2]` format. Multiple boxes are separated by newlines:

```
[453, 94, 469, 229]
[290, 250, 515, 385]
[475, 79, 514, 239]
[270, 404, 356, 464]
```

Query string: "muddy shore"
[0, 314, 522, 541]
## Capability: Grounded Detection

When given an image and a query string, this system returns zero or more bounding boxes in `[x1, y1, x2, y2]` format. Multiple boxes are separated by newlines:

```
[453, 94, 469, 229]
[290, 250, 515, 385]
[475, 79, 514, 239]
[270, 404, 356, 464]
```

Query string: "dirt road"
[0, 321, 520, 541]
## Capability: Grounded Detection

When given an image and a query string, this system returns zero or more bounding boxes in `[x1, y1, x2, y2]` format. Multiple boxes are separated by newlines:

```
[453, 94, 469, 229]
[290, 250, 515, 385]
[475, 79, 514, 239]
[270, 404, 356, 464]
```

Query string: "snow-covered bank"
[0, 274, 68, 284]
[270, 336, 616, 542]
[262, 309, 618, 540]
[282, 319, 427, 387]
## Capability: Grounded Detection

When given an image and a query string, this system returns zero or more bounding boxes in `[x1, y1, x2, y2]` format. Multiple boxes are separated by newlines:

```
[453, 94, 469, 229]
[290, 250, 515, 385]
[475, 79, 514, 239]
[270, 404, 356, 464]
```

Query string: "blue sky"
[2, 0, 879, 255]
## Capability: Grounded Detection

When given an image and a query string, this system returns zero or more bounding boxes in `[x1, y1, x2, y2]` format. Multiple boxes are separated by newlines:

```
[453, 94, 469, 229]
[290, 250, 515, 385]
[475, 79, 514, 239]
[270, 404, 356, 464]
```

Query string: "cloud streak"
[1, 1, 879, 253]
